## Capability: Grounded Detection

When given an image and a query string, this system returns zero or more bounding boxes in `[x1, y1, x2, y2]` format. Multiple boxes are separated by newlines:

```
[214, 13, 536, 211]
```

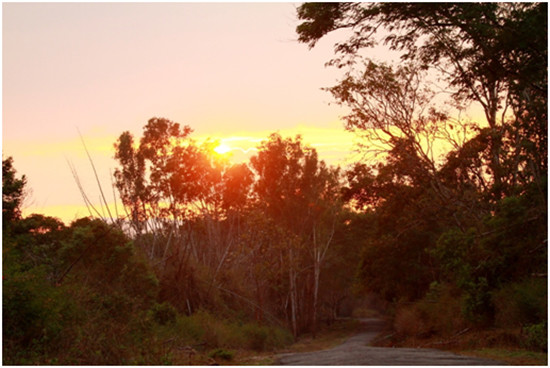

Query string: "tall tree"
[297, 2, 547, 199]
[114, 118, 258, 314]
[298, 3, 548, 327]
[250, 133, 341, 336]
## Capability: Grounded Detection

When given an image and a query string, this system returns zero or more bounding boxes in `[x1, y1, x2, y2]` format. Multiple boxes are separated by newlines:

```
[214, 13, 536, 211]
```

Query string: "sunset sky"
[3, 2, 370, 223]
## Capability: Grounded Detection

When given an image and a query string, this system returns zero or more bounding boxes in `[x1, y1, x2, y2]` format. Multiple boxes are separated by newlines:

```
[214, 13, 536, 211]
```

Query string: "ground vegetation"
[297, 1, 547, 354]
[3, 3, 547, 364]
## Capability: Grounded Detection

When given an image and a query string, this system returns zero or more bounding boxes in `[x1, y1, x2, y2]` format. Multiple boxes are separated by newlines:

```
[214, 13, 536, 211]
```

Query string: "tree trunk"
[312, 259, 320, 337]
[288, 247, 298, 338]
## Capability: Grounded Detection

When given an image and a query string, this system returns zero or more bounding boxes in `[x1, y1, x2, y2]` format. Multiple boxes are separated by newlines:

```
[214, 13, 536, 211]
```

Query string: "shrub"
[175, 314, 205, 343]
[461, 277, 493, 324]
[242, 322, 294, 351]
[393, 283, 468, 340]
[493, 279, 547, 328]
[3, 257, 77, 364]
[150, 302, 177, 325]
[208, 348, 234, 361]
[242, 323, 269, 350]
[394, 304, 426, 338]
[523, 321, 547, 352]
[268, 324, 294, 349]
[175, 310, 292, 352]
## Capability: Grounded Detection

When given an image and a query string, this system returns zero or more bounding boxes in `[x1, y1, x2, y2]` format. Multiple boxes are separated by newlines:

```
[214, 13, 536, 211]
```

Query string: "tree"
[325, 60, 459, 194]
[2, 160, 159, 363]
[233, 211, 288, 324]
[3, 156, 27, 228]
[250, 133, 342, 336]
[297, 2, 547, 199]
[343, 146, 443, 303]
[114, 118, 258, 314]
[113, 131, 147, 234]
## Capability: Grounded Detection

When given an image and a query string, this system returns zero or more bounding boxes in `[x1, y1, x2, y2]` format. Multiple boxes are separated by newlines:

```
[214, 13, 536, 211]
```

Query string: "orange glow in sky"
[2, 3, 360, 224]
[2, 3, 485, 224]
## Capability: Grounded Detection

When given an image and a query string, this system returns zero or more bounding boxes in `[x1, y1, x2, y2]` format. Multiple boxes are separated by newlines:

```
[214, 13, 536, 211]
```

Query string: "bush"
[243, 322, 294, 351]
[149, 302, 177, 325]
[461, 277, 493, 324]
[523, 321, 547, 352]
[3, 253, 77, 364]
[177, 310, 292, 352]
[242, 323, 269, 350]
[393, 283, 467, 339]
[208, 348, 234, 360]
[174, 314, 205, 343]
[493, 279, 547, 328]
[394, 305, 426, 338]
[268, 324, 294, 349]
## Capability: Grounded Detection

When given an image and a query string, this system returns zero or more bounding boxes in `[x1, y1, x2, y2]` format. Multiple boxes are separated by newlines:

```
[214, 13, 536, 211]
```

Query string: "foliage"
[2, 156, 27, 229]
[297, 1, 547, 351]
[113, 117, 260, 318]
[4, 3, 548, 359]
[297, 2, 547, 199]
[523, 321, 548, 352]
[149, 302, 178, 325]
[3, 260, 75, 363]
[250, 132, 343, 336]
[433, 193, 547, 324]
[393, 282, 466, 339]
[114, 125, 347, 338]
[208, 348, 234, 361]
[163, 310, 292, 353]
[493, 279, 547, 329]
[2, 170, 160, 364]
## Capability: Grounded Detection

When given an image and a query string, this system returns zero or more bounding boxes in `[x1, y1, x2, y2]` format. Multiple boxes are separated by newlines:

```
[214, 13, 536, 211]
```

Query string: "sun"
[214, 143, 232, 155]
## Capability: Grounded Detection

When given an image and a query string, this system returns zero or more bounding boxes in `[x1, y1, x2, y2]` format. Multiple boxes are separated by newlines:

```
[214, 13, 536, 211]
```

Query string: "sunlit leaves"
[114, 118, 252, 230]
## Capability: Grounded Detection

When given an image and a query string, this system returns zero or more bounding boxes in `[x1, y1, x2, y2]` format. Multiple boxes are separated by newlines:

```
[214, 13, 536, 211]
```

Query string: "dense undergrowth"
[4, 4, 548, 359]
[2, 214, 294, 365]
[296, 2, 548, 362]
[371, 280, 547, 364]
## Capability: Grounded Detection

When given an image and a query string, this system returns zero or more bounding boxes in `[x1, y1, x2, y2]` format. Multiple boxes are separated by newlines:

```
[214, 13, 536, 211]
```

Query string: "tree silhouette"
[3, 157, 27, 229]
[297, 2, 547, 200]
[298, 2, 547, 331]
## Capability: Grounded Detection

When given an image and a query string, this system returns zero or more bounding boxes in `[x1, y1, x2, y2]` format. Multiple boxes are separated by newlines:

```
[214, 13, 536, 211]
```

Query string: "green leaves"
[3, 211, 160, 364]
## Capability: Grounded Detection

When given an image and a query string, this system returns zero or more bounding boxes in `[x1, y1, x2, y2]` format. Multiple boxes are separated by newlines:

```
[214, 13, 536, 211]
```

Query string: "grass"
[460, 348, 547, 365]
[144, 311, 295, 365]
[234, 318, 363, 365]
[201, 317, 549, 365]
[374, 324, 548, 366]
[285, 319, 362, 354]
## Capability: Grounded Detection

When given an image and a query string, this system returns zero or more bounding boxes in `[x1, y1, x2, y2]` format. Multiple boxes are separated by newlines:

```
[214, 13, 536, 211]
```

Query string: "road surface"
[275, 318, 503, 365]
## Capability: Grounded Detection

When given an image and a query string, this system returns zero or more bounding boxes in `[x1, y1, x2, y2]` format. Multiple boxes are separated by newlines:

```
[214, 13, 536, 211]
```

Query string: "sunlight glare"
[214, 143, 232, 155]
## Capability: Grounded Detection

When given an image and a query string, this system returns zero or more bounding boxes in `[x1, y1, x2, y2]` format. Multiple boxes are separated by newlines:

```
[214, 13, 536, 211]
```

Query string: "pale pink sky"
[3, 2, 362, 223]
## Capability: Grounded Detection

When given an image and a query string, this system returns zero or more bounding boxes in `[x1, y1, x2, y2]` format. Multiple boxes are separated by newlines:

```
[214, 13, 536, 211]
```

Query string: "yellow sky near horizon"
[3, 2, 489, 225]
[13, 123, 359, 223]
[2, 2, 361, 223]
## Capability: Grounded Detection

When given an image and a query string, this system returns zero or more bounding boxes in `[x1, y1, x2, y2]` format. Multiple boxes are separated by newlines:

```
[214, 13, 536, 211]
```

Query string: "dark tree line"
[2, 3, 547, 363]
[112, 121, 345, 337]
[297, 2, 547, 346]
[3, 158, 159, 364]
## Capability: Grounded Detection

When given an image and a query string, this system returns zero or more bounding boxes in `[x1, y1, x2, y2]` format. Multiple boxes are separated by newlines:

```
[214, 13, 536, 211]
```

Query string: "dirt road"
[275, 318, 503, 365]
